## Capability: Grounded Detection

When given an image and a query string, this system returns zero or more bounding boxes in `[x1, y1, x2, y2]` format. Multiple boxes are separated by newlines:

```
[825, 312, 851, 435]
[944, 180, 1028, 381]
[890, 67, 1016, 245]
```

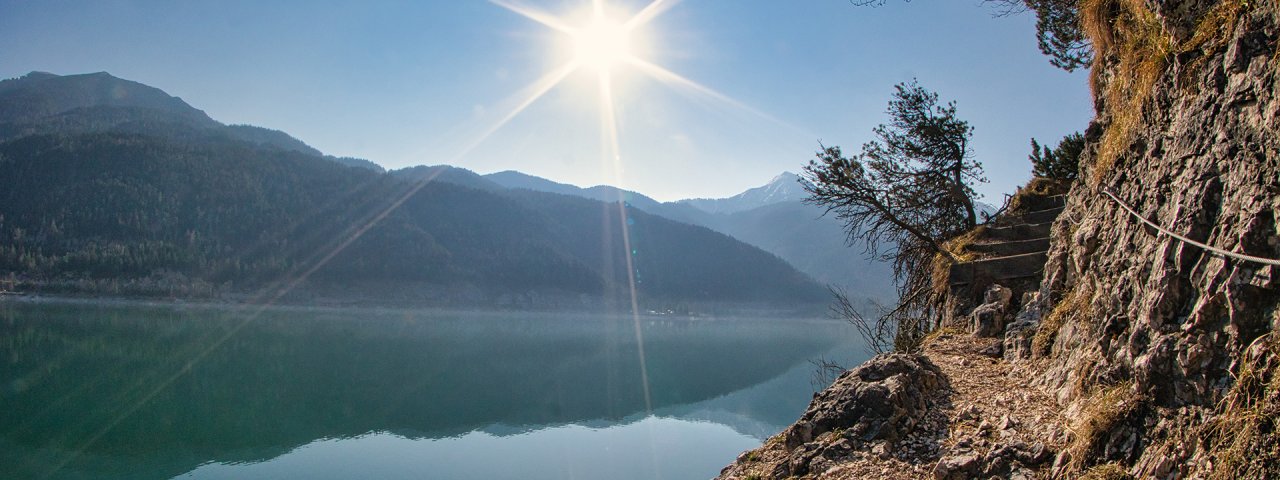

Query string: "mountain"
[485, 170, 667, 212]
[0, 71, 214, 126]
[392, 165, 504, 192]
[468, 170, 897, 303]
[486, 170, 588, 196]
[680, 172, 809, 214]
[0, 71, 383, 172]
[700, 201, 896, 301]
[224, 124, 322, 155]
[0, 72, 824, 307]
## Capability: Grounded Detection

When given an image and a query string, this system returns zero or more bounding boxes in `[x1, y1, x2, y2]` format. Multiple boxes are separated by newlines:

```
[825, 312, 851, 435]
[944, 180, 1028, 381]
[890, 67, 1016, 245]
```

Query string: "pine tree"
[803, 80, 986, 351]
[1029, 132, 1084, 180]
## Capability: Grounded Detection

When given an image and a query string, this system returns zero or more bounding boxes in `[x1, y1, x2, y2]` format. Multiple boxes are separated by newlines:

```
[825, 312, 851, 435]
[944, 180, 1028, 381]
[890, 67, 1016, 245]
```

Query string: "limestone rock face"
[1030, 3, 1280, 477]
[776, 353, 948, 476]
[785, 354, 946, 448]
[719, 3, 1279, 478]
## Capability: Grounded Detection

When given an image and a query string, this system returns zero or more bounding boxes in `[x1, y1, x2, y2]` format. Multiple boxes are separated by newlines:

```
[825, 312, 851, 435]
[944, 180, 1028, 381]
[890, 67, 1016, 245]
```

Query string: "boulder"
[970, 284, 1013, 337]
[777, 353, 948, 476]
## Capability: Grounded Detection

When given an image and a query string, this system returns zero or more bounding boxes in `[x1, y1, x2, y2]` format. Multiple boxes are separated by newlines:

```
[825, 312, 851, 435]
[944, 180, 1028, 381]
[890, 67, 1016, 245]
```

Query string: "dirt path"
[717, 333, 1067, 479]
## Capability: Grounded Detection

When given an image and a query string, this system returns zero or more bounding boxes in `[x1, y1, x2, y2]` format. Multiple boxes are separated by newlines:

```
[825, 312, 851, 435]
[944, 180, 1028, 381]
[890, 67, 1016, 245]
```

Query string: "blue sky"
[0, 0, 1093, 202]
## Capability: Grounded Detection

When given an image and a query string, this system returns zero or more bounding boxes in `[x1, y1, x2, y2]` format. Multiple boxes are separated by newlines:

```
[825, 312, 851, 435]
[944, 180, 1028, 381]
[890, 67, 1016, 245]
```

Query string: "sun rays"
[475, 0, 806, 180]
[487, 0, 712, 417]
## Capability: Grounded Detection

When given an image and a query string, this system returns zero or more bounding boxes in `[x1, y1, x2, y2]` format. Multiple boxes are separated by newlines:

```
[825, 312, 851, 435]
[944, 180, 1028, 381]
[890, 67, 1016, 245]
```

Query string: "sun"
[485, 0, 767, 165]
[572, 14, 633, 71]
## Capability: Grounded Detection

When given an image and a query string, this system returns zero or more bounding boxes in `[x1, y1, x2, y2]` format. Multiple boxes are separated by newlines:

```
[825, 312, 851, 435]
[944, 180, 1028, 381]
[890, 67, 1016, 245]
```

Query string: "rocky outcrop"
[971, 284, 1014, 338]
[778, 354, 947, 476]
[1026, 2, 1280, 477]
[932, 438, 1051, 480]
[717, 353, 950, 479]
[715, 336, 1067, 480]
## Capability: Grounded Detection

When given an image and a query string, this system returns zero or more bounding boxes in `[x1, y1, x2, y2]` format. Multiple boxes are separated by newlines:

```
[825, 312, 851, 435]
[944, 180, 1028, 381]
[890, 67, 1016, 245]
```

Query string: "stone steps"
[967, 237, 1051, 256]
[1014, 193, 1067, 212]
[949, 251, 1049, 286]
[983, 222, 1054, 241]
[946, 192, 1067, 289]
[1000, 206, 1065, 226]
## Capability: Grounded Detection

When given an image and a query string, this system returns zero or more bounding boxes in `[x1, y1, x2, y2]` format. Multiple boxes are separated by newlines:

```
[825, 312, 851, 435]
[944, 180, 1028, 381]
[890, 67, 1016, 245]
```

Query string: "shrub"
[1029, 132, 1084, 180]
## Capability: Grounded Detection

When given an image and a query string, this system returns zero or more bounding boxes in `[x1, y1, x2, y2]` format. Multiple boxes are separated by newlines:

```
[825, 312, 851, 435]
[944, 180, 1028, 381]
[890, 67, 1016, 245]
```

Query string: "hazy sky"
[0, 0, 1092, 202]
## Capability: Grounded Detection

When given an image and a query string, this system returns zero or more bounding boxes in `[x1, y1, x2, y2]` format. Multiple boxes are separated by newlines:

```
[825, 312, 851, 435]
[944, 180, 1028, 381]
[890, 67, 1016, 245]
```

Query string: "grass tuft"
[1006, 178, 1071, 214]
[1081, 0, 1171, 186]
[1178, 0, 1258, 92]
[1079, 462, 1134, 480]
[1067, 382, 1143, 473]
[1032, 283, 1091, 357]
[1184, 0, 1250, 53]
[922, 325, 966, 347]
[1201, 333, 1280, 480]
[929, 227, 985, 298]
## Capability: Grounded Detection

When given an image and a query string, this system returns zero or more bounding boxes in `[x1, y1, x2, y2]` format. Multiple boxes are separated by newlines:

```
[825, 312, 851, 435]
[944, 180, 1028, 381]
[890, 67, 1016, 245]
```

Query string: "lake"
[0, 301, 867, 480]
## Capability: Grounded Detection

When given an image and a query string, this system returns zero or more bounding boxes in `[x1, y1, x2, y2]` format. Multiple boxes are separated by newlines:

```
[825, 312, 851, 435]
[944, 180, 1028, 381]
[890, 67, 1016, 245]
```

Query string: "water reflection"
[0, 302, 862, 479]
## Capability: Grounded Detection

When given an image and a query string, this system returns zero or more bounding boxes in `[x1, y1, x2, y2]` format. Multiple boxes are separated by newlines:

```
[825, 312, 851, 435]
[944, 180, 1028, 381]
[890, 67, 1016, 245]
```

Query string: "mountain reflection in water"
[0, 302, 865, 480]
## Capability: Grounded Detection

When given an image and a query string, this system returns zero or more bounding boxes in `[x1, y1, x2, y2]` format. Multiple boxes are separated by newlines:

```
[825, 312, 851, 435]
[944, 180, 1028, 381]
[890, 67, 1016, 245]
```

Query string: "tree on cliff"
[802, 80, 985, 351]
[1029, 131, 1084, 180]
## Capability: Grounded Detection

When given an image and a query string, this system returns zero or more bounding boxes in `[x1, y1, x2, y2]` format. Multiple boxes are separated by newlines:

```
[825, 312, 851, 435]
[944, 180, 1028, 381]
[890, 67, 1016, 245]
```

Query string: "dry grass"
[1178, 0, 1257, 92]
[1078, 462, 1134, 480]
[1081, 0, 1274, 184]
[1081, 0, 1171, 186]
[1066, 382, 1143, 473]
[1184, 0, 1250, 53]
[1006, 178, 1071, 214]
[1201, 333, 1280, 480]
[929, 227, 984, 297]
[1032, 283, 1091, 357]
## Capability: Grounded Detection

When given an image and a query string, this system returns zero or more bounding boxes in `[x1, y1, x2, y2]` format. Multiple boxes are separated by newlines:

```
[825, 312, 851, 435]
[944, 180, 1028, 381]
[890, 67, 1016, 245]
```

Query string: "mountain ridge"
[471, 168, 897, 303]
[679, 172, 810, 214]
[0, 71, 826, 308]
[0, 71, 385, 173]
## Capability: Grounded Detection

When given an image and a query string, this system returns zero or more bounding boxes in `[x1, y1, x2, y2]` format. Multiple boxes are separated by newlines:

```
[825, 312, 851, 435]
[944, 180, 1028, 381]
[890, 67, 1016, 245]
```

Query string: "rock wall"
[1028, 1, 1280, 476]
[717, 3, 1279, 478]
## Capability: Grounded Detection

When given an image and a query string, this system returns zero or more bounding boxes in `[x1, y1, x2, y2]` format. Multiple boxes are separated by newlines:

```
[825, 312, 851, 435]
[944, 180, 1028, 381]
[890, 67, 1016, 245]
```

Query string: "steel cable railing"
[1102, 188, 1280, 267]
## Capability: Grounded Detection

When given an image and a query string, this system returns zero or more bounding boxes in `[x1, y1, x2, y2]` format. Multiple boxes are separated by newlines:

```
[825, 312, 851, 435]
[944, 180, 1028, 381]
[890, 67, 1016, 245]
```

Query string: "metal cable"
[1102, 188, 1280, 267]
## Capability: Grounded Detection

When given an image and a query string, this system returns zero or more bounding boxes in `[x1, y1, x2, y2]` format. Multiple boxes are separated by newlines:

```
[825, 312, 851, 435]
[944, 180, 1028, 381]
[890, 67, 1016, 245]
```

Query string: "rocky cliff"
[718, 1, 1280, 478]
[1026, 1, 1280, 477]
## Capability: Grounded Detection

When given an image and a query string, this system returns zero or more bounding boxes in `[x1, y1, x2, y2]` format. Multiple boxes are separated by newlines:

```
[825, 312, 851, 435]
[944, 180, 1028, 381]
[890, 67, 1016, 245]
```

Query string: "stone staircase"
[937, 191, 1068, 340]
[947, 195, 1066, 290]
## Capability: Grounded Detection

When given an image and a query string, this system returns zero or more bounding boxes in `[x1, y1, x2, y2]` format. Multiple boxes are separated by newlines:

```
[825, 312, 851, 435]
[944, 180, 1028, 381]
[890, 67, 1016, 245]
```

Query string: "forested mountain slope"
[480, 170, 898, 303]
[0, 72, 825, 307]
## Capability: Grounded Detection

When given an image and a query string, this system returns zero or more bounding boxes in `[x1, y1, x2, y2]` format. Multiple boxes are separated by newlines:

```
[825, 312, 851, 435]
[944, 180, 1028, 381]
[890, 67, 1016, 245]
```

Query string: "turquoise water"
[0, 302, 865, 479]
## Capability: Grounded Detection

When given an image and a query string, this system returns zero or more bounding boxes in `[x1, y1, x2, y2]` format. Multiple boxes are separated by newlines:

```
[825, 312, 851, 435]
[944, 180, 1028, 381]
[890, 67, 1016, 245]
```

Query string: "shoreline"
[0, 289, 835, 322]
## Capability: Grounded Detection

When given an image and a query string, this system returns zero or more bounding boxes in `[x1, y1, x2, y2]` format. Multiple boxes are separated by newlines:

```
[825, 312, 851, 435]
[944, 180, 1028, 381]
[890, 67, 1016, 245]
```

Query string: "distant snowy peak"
[757, 172, 811, 203]
[679, 172, 810, 214]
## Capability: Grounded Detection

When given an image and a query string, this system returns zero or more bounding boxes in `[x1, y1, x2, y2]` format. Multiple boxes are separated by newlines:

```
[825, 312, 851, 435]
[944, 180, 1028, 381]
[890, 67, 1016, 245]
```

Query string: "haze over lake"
[0, 302, 867, 480]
